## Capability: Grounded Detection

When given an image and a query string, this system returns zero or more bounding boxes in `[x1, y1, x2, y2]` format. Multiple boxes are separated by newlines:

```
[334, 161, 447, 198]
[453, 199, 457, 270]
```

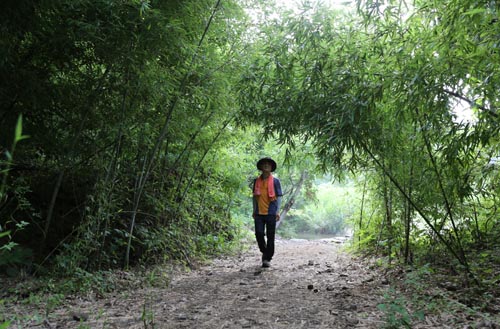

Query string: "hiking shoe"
[262, 260, 270, 268]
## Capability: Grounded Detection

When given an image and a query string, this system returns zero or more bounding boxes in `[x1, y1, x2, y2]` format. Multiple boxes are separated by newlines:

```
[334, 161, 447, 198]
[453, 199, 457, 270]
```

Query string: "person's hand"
[276, 213, 280, 222]
[252, 213, 256, 219]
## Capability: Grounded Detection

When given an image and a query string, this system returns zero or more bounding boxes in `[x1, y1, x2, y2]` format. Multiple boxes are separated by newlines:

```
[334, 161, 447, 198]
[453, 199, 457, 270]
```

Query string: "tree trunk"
[124, 0, 222, 269]
[403, 157, 414, 264]
[360, 141, 474, 279]
[277, 170, 307, 229]
[358, 179, 367, 248]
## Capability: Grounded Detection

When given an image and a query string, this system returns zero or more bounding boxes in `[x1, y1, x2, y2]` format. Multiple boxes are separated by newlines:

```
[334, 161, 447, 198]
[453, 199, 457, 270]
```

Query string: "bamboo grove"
[238, 0, 500, 280]
[0, 0, 259, 275]
[1, 0, 500, 286]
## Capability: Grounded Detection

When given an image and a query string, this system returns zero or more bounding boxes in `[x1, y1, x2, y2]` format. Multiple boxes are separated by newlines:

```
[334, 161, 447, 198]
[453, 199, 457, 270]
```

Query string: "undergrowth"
[0, 239, 248, 327]
[372, 256, 500, 328]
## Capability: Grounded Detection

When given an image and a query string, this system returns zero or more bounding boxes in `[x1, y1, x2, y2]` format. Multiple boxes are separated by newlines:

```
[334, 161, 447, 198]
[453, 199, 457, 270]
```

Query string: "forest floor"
[3, 237, 500, 328]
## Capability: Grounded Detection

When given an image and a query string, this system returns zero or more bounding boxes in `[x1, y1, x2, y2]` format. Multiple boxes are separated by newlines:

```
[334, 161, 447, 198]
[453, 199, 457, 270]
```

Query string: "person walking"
[252, 157, 283, 268]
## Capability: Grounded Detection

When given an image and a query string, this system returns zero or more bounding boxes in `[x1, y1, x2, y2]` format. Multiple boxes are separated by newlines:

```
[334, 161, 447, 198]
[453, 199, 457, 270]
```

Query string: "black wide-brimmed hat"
[256, 157, 277, 172]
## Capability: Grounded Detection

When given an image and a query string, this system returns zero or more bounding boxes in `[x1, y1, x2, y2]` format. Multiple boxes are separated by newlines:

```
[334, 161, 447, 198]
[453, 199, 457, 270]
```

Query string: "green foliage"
[0, 116, 33, 276]
[282, 181, 357, 237]
[0, 297, 9, 329]
[1, 0, 253, 274]
[237, 0, 500, 282]
[141, 297, 156, 329]
[0, 239, 32, 273]
[377, 290, 425, 329]
[1, 0, 500, 317]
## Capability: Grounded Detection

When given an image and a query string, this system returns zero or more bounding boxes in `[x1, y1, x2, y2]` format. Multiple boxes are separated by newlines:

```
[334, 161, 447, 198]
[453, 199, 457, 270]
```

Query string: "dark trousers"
[254, 214, 276, 261]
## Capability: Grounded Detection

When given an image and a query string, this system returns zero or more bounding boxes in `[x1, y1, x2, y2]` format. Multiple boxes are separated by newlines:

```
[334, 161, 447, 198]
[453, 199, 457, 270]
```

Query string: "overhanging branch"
[443, 88, 498, 119]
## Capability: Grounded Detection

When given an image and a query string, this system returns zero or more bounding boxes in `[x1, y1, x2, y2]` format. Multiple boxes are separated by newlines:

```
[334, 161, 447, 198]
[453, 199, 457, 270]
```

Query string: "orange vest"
[254, 176, 277, 215]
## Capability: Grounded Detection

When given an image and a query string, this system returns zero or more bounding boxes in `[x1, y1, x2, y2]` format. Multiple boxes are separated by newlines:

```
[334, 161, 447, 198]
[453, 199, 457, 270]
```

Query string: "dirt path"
[159, 238, 385, 329]
[36, 238, 387, 328]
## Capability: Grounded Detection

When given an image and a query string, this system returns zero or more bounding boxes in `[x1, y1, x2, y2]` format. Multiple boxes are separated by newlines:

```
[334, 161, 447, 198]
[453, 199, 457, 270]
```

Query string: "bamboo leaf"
[14, 115, 29, 143]
[0, 230, 11, 239]
[463, 8, 486, 16]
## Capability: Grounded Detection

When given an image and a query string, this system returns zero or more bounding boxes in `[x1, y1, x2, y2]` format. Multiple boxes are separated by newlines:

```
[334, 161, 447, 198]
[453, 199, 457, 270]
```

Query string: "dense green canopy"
[1, 0, 499, 290]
